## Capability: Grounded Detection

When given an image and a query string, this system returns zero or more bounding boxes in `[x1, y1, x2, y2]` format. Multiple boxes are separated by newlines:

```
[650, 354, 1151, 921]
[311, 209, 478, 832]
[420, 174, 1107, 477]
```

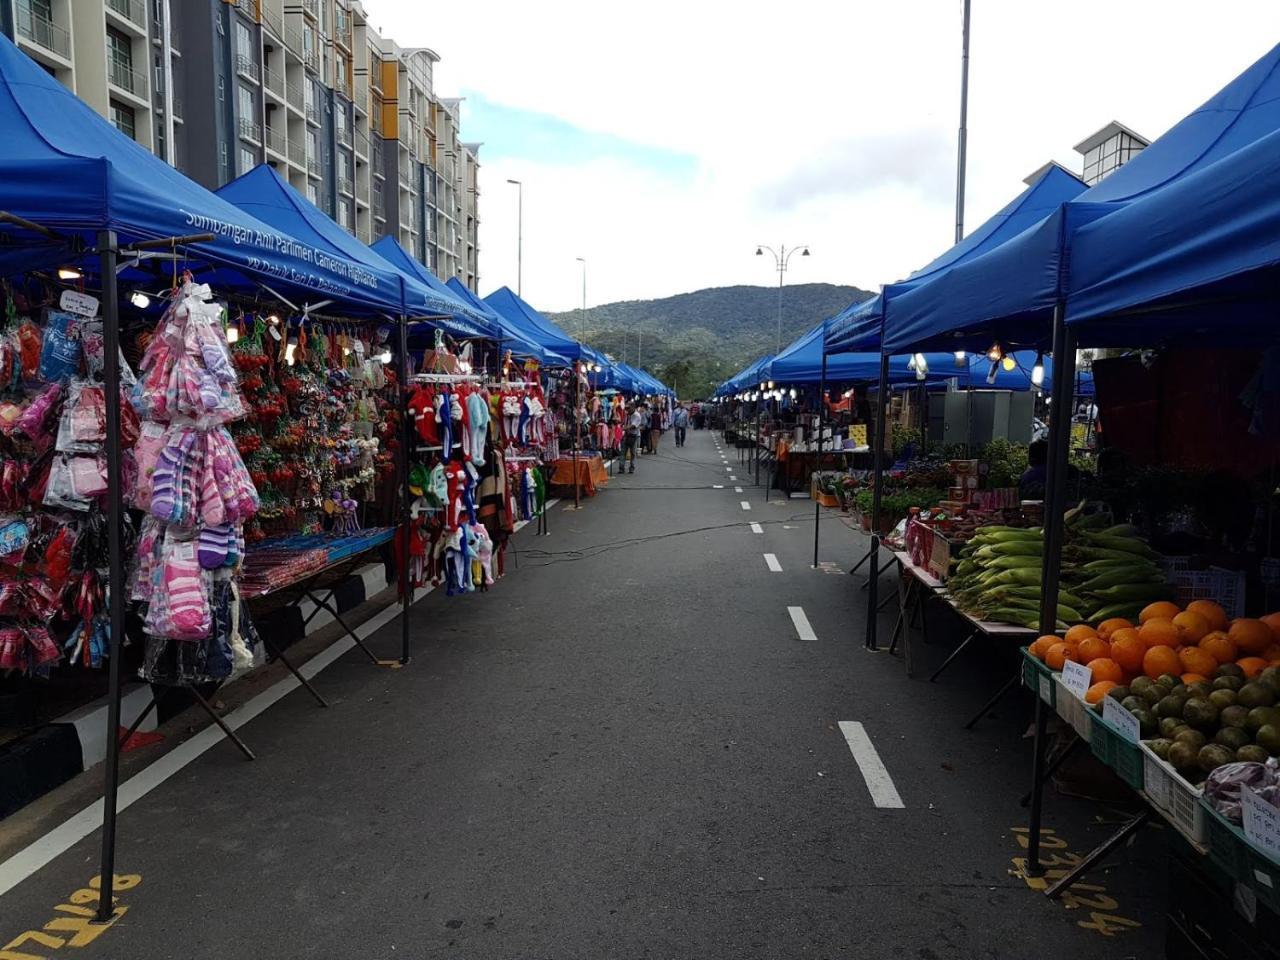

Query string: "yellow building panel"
[380, 60, 399, 139]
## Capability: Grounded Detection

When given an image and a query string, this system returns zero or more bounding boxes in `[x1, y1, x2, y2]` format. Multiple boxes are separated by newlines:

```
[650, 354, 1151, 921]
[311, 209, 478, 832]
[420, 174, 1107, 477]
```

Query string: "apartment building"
[0, 0, 479, 290]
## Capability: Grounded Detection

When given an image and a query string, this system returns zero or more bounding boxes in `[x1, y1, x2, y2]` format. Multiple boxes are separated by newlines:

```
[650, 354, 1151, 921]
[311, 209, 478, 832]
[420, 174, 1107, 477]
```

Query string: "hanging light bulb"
[342, 346, 351, 356]
[788, 388, 797, 399]
[1001, 355, 1017, 372]
[1031, 351, 1045, 387]
[766, 381, 774, 390]
[954, 350, 967, 368]
[986, 342, 1003, 363]
[57, 266, 82, 281]
[225, 325, 239, 344]
[129, 291, 150, 309]
[986, 361, 999, 384]
[379, 349, 393, 364]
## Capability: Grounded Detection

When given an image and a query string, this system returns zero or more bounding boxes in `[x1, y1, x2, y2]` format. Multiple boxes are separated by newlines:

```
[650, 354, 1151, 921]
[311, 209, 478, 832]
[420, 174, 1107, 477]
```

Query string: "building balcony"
[263, 64, 285, 100]
[260, 3, 282, 39]
[265, 124, 287, 157]
[334, 12, 352, 49]
[304, 101, 320, 126]
[234, 0, 256, 20]
[371, 139, 384, 178]
[301, 0, 319, 22]
[336, 124, 352, 148]
[284, 24, 304, 57]
[105, 0, 147, 31]
[288, 137, 306, 166]
[236, 54, 260, 84]
[107, 59, 147, 99]
[334, 74, 351, 100]
[14, 2, 70, 61]
[239, 117, 263, 144]
[303, 46, 319, 72]
[286, 79, 304, 113]
[352, 129, 368, 158]
[306, 155, 320, 178]
[338, 176, 354, 197]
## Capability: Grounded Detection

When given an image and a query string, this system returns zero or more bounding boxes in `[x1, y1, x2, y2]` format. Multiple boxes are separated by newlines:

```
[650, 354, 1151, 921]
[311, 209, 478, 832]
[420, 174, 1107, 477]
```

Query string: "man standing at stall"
[649, 403, 663, 455]
[621, 402, 644, 473]
[672, 403, 689, 447]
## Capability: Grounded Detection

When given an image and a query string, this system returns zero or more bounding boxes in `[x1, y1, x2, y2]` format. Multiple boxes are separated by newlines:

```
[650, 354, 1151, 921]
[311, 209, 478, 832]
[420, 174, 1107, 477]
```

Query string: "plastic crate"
[1052, 677, 1092, 742]
[1019, 647, 1055, 707]
[1139, 741, 1206, 843]
[1087, 708, 1144, 790]
[1160, 558, 1247, 619]
[1203, 800, 1280, 915]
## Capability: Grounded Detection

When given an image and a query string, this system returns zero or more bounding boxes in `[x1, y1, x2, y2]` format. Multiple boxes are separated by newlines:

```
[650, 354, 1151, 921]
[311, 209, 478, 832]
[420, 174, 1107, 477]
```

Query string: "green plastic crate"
[1203, 800, 1280, 915]
[1088, 709, 1144, 791]
[1019, 647, 1056, 707]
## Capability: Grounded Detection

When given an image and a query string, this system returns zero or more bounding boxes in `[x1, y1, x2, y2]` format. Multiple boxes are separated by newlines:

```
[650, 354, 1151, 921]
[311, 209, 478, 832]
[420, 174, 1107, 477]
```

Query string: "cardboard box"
[928, 529, 953, 581]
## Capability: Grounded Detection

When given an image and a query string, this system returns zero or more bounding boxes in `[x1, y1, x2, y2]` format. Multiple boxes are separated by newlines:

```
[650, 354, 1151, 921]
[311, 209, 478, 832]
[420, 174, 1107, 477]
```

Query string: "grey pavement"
[0, 427, 1167, 959]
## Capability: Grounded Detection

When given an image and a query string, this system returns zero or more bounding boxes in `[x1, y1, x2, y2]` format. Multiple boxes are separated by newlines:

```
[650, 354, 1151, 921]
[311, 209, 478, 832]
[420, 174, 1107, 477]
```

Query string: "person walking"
[672, 403, 689, 447]
[649, 404, 663, 455]
[621, 402, 644, 473]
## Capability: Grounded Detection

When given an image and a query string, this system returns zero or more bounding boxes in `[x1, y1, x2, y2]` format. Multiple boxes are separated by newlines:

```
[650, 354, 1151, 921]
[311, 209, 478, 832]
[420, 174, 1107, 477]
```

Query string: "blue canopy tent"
[882, 42, 1280, 356]
[484, 286, 604, 367]
[435, 277, 562, 366]
[824, 163, 1088, 353]
[369, 236, 496, 339]
[767, 321, 962, 386]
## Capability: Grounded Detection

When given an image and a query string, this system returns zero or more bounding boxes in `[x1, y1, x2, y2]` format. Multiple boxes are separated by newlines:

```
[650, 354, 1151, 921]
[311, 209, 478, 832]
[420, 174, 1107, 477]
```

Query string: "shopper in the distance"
[649, 403, 663, 455]
[621, 402, 644, 473]
[672, 403, 689, 447]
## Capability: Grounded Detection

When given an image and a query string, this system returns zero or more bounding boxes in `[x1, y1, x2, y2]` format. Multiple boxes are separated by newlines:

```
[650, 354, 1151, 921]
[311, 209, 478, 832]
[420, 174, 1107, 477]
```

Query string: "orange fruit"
[1046, 642, 1080, 671]
[1263, 644, 1280, 662]
[1140, 600, 1182, 624]
[1139, 618, 1180, 650]
[1237, 656, 1269, 679]
[1076, 636, 1111, 664]
[1181, 673, 1208, 684]
[1178, 645, 1217, 678]
[1187, 600, 1228, 633]
[1229, 619, 1274, 655]
[1143, 644, 1182, 679]
[1198, 631, 1237, 665]
[1088, 658, 1123, 684]
[1172, 611, 1210, 645]
[1028, 635, 1057, 661]
[1260, 612, 1280, 640]
[1085, 680, 1119, 705]
[1110, 632, 1146, 673]
[1097, 618, 1133, 641]
[1065, 624, 1098, 645]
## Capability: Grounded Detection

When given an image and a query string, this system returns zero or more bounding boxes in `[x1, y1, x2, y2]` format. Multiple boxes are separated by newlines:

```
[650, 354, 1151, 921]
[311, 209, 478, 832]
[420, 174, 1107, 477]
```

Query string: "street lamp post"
[755, 243, 810, 354]
[575, 256, 586, 341]
[506, 178, 523, 295]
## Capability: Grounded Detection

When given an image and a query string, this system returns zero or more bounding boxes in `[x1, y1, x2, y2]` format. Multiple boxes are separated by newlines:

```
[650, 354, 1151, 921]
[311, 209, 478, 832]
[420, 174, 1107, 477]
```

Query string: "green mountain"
[547, 283, 872, 398]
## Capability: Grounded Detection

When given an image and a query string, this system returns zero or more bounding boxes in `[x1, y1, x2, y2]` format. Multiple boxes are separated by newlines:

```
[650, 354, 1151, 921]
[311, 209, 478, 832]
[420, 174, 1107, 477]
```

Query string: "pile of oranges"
[1028, 601, 1280, 706]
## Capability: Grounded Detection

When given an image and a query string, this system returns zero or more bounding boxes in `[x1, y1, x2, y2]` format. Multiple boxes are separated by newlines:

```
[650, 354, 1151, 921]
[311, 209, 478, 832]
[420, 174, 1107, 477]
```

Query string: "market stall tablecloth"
[549, 456, 608, 496]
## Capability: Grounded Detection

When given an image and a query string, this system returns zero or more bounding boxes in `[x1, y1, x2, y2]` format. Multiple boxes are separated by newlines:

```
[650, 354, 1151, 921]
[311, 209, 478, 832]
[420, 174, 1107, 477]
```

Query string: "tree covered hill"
[546, 282, 873, 398]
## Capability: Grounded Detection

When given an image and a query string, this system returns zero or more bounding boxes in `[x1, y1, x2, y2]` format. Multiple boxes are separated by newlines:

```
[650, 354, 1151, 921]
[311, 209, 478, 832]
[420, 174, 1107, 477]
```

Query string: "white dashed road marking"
[787, 605, 817, 641]
[838, 721, 905, 809]
[740, 501, 751, 511]
[713, 484, 724, 489]
[764, 553, 782, 572]
[734, 486, 743, 493]
[750, 522, 763, 534]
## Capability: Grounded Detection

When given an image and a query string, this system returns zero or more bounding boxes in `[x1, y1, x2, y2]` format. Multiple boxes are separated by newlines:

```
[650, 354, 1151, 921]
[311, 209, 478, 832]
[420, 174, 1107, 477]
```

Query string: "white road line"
[837, 721, 905, 809]
[764, 553, 782, 572]
[787, 605, 817, 641]
[750, 522, 764, 534]
[725, 466, 732, 472]
[712, 484, 724, 489]
[740, 500, 751, 511]
[734, 486, 743, 493]
[729, 475, 737, 481]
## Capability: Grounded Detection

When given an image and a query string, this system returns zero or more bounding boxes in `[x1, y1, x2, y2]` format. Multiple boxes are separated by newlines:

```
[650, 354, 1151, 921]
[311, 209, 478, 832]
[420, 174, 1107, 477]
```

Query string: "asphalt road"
[0, 428, 1168, 959]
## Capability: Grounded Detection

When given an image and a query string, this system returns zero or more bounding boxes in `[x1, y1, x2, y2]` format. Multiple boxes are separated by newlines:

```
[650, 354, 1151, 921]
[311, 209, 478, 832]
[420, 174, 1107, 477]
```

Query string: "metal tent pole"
[397, 313, 412, 665]
[1027, 302, 1077, 875]
[813, 350, 827, 567]
[955, 0, 971, 243]
[865, 353, 889, 651]
[754, 398, 762, 487]
[573, 366, 581, 508]
[95, 230, 126, 922]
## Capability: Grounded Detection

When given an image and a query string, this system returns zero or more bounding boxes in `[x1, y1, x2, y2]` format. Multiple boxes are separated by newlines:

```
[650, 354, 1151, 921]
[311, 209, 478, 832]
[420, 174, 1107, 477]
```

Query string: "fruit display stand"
[1202, 801, 1280, 916]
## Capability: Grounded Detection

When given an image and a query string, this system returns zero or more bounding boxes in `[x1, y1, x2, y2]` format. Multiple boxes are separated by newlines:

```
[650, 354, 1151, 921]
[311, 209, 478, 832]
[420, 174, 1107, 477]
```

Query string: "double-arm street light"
[755, 243, 810, 353]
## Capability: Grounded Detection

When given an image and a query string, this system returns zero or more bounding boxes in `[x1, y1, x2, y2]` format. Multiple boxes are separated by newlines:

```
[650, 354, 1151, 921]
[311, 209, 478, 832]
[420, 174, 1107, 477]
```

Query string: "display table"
[549, 455, 608, 496]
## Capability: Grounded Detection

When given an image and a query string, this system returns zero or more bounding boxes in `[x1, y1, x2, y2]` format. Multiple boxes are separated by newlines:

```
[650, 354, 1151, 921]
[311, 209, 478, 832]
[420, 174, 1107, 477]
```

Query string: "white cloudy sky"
[365, 0, 1280, 312]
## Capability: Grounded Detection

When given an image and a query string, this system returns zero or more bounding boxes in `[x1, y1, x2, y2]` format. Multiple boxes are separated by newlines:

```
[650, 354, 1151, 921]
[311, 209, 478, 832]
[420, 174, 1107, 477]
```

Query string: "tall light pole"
[955, 0, 971, 242]
[575, 256, 587, 341]
[755, 244, 810, 354]
[506, 178, 523, 295]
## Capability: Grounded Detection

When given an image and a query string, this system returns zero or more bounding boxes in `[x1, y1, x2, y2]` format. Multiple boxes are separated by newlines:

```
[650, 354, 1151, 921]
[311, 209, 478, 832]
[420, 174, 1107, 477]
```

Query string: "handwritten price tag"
[1062, 659, 1092, 699]
[1242, 785, 1280, 861]
[1103, 696, 1141, 743]
[59, 289, 99, 317]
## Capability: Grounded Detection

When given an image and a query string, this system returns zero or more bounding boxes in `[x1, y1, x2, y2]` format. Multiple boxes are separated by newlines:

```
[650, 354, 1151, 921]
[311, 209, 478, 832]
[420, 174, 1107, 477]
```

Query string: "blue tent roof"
[0, 35, 402, 313]
[1065, 125, 1280, 342]
[369, 236, 496, 338]
[825, 164, 1088, 353]
[484, 286, 602, 366]
[439, 276, 556, 363]
[883, 43, 1280, 354]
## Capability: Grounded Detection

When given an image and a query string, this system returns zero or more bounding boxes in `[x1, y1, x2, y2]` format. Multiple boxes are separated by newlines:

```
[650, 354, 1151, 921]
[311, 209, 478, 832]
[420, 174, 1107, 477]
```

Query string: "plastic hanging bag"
[39, 310, 82, 383]
[43, 454, 90, 512]
[16, 319, 42, 383]
[55, 380, 106, 453]
[80, 320, 137, 389]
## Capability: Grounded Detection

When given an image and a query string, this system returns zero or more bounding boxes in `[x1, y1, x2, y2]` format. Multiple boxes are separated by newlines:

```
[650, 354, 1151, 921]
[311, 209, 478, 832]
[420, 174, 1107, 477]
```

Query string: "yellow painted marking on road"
[0, 874, 140, 959]
[1009, 828, 1140, 937]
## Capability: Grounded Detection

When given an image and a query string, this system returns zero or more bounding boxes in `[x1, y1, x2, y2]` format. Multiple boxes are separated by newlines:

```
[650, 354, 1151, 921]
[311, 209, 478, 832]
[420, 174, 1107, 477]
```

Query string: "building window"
[306, 182, 318, 204]
[338, 150, 351, 181]
[109, 100, 136, 139]
[337, 198, 351, 229]
[106, 26, 133, 91]
[235, 19, 252, 59]
[240, 146, 256, 174]
[238, 83, 255, 124]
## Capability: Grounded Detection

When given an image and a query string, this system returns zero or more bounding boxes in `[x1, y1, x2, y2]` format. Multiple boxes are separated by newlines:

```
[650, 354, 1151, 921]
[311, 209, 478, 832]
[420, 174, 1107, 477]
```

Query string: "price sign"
[1062, 659, 1092, 699]
[1038, 674, 1051, 703]
[1242, 785, 1280, 861]
[59, 289, 99, 317]
[1103, 696, 1141, 744]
